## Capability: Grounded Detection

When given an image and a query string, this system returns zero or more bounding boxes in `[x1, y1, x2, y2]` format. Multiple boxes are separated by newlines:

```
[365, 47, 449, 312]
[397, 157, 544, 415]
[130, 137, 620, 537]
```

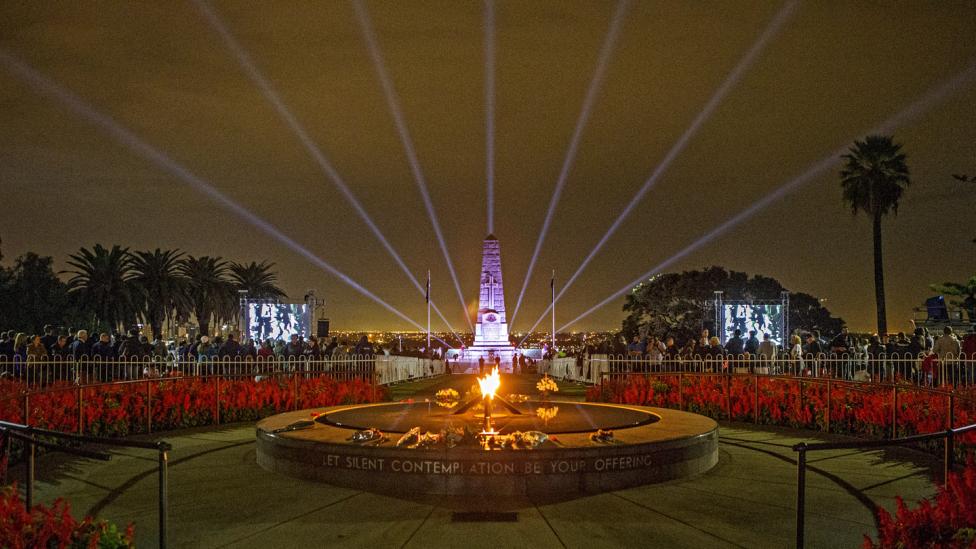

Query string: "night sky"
[1, 1, 974, 333]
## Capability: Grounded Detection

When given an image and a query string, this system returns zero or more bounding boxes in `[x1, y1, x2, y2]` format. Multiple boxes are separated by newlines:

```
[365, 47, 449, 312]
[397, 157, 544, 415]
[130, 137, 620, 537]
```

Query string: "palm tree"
[64, 244, 134, 332]
[931, 275, 976, 322]
[840, 135, 911, 335]
[229, 261, 287, 300]
[129, 249, 189, 339]
[181, 256, 232, 336]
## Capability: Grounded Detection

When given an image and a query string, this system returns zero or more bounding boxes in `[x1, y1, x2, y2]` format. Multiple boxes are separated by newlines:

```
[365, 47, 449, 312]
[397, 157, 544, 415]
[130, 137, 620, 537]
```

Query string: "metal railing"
[0, 354, 446, 389]
[590, 352, 976, 387]
[0, 419, 171, 548]
[792, 420, 976, 549]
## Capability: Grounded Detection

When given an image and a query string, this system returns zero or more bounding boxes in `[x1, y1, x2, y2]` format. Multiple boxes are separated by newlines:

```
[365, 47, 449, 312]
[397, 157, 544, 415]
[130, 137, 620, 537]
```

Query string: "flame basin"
[256, 401, 718, 498]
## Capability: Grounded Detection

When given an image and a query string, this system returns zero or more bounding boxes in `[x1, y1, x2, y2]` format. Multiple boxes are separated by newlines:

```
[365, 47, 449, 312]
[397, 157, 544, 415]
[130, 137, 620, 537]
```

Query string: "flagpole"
[551, 269, 556, 353]
[426, 269, 431, 352]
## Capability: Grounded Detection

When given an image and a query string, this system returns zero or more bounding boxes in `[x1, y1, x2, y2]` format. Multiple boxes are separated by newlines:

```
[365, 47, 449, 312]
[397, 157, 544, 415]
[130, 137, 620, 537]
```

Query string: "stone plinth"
[256, 402, 718, 498]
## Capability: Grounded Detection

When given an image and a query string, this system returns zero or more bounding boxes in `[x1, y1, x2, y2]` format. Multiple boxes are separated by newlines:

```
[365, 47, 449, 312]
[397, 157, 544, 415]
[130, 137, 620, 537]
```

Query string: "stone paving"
[23, 375, 941, 548]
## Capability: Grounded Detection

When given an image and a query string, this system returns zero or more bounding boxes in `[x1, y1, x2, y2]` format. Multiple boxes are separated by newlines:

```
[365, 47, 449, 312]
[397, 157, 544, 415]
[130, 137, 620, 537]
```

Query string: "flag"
[425, 270, 430, 304]
[550, 270, 555, 302]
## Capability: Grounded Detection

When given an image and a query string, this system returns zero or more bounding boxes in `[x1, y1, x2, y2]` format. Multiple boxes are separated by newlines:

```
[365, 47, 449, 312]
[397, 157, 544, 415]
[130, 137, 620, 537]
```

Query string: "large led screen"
[722, 304, 784, 346]
[244, 302, 308, 342]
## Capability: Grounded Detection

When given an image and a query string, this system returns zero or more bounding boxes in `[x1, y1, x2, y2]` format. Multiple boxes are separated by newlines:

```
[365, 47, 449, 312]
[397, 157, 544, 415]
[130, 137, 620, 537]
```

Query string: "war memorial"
[2, 1, 975, 548]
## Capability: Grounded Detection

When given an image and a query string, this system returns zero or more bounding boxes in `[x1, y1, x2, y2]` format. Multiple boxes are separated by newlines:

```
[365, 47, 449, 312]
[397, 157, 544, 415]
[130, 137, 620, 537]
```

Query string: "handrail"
[0, 420, 171, 452]
[791, 421, 976, 549]
[0, 419, 170, 548]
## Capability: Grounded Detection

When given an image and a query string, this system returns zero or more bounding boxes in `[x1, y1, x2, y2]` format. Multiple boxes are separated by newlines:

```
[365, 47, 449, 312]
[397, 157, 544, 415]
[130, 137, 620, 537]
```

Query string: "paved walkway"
[23, 375, 941, 548]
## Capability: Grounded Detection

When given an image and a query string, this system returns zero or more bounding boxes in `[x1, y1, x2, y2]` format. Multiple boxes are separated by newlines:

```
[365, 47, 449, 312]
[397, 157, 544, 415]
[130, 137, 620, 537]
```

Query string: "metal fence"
[0, 420, 172, 548]
[568, 353, 976, 387]
[0, 354, 446, 389]
[793, 421, 976, 549]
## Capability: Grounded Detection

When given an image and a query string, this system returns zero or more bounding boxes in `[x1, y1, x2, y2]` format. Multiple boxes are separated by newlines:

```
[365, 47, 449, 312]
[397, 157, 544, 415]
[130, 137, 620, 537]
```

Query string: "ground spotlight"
[353, 0, 474, 331]
[558, 60, 976, 330]
[484, 0, 496, 236]
[533, 0, 799, 332]
[508, 0, 630, 327]
[195, 0, 464, 343]
[0, 48, 429, 332]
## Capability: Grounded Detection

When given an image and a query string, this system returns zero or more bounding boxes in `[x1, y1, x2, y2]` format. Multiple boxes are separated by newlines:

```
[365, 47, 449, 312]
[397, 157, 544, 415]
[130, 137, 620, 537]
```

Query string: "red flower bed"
[864, 459, 976, 548]
[586, 374, 976, 451]
[0, 376, 387, 438]
[0, 484, 134, 548]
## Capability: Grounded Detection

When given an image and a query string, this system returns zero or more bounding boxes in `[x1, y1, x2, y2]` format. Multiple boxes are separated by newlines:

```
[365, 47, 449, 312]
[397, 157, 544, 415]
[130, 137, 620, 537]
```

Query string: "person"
[646, 336, 664, 369]
[118, 328, 144, 360]
[804, 333, 823, 357]
[306, 336, 321, 358]
[242, 338, 258, 360]
[219, 333, 242, 359]
[725, 329, 745, 356]
[829, 327, 851, 378]
[744, 330, 760, 357]
[0, 331, 14, 358]
[680, 339, 698, 363]
[151, 336, 167, 360]
[26, 334, 48, 361]
[757, 333, 777, 373]
[663, 336, 680, 362]
[354, 335, 375, 380]
[325, 336, 338, 357]
[933, 326, 962, 361]
[90, 332, 115, 358]
[725, 329, 744, 371]
[257, 340, 274, 361]
[933, 326, 962, 385]
[197, 335, 217, 375]
[69, 330, 89, 359]
[961, 325, 976, 383]
[788, 334, 805, 375]
[355, 335, 376, 358]
[285, 334, 304, 359]
[866, 335, 886, 380]
[11, 333, 28, 378]
[705, 336, 725, 372]
[40, 325, 58, 353]
[50, 335, 71, 360]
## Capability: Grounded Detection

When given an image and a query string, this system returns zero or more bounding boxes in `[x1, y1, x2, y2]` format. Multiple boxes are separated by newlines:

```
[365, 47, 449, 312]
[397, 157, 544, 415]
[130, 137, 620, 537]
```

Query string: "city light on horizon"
[0, 3, 973, 334]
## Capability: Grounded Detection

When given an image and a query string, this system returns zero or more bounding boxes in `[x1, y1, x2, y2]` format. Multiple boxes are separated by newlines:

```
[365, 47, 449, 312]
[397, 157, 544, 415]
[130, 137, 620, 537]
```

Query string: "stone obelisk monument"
[470, 234, 515, 366]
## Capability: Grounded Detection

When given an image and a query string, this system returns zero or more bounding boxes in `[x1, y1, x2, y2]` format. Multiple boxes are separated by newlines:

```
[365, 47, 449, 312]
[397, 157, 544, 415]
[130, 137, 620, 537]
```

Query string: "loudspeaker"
[316, 319, 330, 338]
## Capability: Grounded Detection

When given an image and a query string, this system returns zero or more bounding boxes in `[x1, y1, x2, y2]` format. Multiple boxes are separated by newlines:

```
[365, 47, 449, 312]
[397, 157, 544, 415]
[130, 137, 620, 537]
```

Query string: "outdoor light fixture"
[195, 0, 464, 344]
[509, 0, 630, 328]
[0, 48, 445, 338]
[558, 60, 976, 330]
[517, 0, 798, 338]
[353, 0, 473, 331]
[484, 0, 496, 236]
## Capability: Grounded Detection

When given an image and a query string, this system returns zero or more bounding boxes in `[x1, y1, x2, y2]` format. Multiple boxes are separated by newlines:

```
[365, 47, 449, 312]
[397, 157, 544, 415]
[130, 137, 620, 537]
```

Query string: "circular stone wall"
[256, 402, 718, 498]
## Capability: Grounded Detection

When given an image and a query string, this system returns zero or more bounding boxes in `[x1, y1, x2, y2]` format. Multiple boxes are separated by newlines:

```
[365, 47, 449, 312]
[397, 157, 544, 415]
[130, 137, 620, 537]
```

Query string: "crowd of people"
[0, 324, 392, 381]
[4, 322, 976, 386]
[616, 325, 976, 384]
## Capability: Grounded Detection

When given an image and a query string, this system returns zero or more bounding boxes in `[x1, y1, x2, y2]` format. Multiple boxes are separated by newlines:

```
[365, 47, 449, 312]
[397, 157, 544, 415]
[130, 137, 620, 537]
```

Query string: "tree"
[622, 266, 844, 343]
[129, 249, 189, 339]
[840, 134, 911, 335]
[65, 244, 134, 333]
[181, 256, 232, 336]
[229, 261, 286, 300]
[0, 252, 78, 334]
[931, 275, 976, 322]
